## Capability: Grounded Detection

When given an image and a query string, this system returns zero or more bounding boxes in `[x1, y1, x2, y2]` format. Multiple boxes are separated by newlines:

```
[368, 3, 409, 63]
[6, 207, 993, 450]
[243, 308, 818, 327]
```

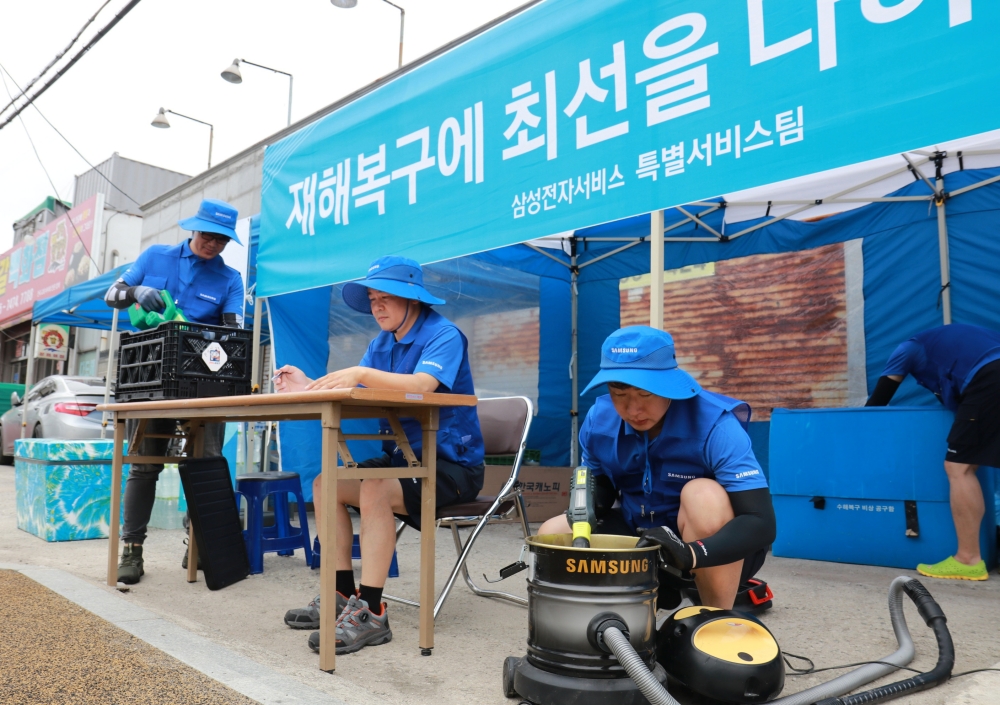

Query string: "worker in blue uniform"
[537, 326, 776, 610]
[104, 198, 245, 584]
[867, 323, 1000, 581]
[275, 256, 484, 656]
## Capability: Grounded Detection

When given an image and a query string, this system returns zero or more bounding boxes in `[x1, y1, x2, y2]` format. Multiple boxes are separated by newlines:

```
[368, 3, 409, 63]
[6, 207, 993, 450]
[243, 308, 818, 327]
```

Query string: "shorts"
[358, 454, 484, 530]
[946, 359, 1000, 467]
[574, 507, 767, 587]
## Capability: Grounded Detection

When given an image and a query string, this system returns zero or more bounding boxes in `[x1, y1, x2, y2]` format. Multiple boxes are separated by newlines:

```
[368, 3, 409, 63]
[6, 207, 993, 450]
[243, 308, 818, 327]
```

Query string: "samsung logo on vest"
[666, 472, 695, 480]
[735, 469, 760, 479]
[611, 347, 639, 354]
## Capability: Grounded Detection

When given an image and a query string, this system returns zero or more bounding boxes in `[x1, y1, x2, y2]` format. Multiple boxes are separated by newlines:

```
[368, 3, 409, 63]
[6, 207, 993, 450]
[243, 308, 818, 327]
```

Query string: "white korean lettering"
[636, 150, 659, 180]
[608, 165, 625, 189]
[861, 0, 921, 24]
[747, 0, 813, 66]
[392, 127, 436, 205]
[687, 134, 712, 166]
[512, 193, 525, 219]
[663, 143, 685, 177]
[950, 0, 971, 26]
[776, 106, 804, 145]
[635, 14, 718, 126]
[564, 41, 629, 149]
[440, 104, 485, 184]
[715, 127, 742, 159]
[285, 174, 317, 235]
[352, 145, 391, 215]
[743, 120, 773, 151]
[502, 76, 557, 161]
[317, 159, 351, 225]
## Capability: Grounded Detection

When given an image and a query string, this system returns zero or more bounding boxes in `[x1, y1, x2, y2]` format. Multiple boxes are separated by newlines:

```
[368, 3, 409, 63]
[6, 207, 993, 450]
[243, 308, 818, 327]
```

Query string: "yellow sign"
[619, 262, 716, 290]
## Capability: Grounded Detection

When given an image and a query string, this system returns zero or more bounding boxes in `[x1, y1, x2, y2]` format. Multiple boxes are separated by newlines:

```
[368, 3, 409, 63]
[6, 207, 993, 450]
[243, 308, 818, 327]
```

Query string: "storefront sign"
[260, 0, 997, 297]
[0, 196, 98, 328]
[35, 323, 70, 360]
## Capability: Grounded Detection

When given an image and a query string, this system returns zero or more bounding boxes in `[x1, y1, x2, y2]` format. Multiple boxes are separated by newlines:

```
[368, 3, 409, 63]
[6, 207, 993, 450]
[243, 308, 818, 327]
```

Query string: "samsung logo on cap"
[214, 211, 233, 221]
[368, 264, 380, 272]
[611, 347, 639, 353]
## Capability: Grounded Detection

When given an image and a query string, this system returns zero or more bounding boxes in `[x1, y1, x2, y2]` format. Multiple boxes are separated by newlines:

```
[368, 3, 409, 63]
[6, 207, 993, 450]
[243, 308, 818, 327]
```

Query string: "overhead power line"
[0, 0, 113, 117]
[0, 0, 143, 132]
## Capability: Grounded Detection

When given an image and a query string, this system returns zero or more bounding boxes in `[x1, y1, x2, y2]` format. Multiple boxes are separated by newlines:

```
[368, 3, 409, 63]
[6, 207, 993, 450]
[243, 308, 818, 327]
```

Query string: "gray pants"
[121, 417, 225, 544]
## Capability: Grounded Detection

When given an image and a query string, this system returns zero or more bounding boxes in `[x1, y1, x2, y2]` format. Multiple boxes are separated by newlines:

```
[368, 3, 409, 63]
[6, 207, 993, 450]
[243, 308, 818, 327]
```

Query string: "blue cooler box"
[770, 407, 996, 570]
[14, 439, 128, 542]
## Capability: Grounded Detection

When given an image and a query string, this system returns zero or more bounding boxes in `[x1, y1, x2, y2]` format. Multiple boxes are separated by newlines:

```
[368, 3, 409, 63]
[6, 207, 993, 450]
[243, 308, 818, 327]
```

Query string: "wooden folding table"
[98, 388, 477, 672]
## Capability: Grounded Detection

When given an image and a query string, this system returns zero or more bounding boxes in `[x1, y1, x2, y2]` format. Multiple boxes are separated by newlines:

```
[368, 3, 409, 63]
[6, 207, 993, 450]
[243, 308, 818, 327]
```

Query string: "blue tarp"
[32, 264, 135, 330]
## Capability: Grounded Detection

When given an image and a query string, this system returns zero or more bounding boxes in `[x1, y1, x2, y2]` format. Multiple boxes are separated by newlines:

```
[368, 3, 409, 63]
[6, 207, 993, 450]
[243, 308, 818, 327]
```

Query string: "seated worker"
[274, 256, 484, 655]
[537, 326, 776, 610]
[866, 323, 1000, 581]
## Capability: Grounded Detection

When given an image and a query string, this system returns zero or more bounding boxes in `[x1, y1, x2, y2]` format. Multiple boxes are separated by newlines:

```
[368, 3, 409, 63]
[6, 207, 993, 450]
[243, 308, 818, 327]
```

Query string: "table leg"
[419, 407, 439, 655]
[187, 422, 204, 584]
[319, 403, 341, 673]
[107, 418, 125, 587]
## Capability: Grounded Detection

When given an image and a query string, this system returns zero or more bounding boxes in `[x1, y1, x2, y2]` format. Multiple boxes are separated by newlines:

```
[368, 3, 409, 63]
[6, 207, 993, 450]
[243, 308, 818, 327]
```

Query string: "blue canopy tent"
[253, 1, 1000, 499]
[32, 264, 135, 331]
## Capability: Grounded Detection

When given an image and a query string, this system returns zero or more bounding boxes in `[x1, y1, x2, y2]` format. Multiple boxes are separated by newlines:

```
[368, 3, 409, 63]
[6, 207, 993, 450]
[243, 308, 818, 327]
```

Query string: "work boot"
[117, 543, 144, 584]
[308, 596, 392, 655]
[284, 591, 351, 630]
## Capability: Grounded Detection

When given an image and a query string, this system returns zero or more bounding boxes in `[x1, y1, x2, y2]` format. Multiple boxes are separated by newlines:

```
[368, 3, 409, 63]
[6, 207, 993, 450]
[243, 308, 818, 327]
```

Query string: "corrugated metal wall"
[74, 154, 189, 216]
[620, 242, 848, 420]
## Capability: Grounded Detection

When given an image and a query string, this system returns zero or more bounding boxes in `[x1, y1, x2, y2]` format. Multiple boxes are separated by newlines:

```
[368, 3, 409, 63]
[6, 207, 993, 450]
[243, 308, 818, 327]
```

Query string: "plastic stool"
[310, 535, 400, 578]
[234, 471, 312, 575]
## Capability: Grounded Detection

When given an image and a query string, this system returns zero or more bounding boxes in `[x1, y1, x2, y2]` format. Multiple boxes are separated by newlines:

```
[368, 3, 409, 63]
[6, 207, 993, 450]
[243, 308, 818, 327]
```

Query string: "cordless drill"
[568, 466, 596, 548]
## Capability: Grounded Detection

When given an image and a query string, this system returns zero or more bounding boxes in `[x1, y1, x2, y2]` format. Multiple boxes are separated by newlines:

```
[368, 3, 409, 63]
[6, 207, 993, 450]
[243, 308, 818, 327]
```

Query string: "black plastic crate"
[116, 321, 252, 402]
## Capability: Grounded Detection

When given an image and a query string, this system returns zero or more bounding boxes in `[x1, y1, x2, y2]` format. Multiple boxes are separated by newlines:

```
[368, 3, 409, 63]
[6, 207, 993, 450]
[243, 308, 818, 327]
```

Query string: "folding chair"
[384, 396, 533, 619]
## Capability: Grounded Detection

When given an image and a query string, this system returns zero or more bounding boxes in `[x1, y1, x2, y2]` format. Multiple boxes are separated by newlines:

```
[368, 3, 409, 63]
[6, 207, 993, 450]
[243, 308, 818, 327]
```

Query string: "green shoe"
[117, 543, 144, 584]
[916, 555, 987, 581]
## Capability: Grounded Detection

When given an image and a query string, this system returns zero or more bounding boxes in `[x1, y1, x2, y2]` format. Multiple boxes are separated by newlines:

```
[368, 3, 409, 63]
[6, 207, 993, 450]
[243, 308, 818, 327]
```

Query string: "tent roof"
[32, 264, 136, 330]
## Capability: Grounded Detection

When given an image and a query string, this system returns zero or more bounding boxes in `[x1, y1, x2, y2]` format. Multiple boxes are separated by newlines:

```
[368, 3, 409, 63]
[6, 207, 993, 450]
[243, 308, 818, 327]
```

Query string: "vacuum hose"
[601, 626, 681, 705]
[815, 579, 953, 705]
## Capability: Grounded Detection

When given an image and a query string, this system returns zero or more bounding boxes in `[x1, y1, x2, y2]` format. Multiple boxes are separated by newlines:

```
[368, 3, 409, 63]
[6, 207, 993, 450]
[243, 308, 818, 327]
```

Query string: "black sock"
[336, 570, 356, 597]
[359, 584, 383, 611]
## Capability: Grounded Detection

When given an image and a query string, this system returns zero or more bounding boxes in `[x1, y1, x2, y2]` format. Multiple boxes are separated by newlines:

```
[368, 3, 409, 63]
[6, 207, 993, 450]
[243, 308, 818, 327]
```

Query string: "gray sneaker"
[117, 543, 144, 585]
[284, 591, 350, 630]
[307, 596, 392, 655]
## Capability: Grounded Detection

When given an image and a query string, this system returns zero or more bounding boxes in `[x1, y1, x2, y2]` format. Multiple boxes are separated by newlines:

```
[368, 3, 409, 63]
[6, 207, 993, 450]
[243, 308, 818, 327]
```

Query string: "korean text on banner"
[259, 0, 993, 298]
[0, 196, 98, 327]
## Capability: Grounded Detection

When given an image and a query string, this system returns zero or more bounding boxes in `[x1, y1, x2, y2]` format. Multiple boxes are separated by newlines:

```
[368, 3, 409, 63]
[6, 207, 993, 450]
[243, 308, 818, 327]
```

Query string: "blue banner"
[259, 0, 995, 297]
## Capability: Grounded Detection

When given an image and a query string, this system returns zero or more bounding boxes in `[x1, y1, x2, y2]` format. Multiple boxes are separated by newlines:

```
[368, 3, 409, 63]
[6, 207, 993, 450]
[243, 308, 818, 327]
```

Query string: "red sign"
[0, 196, 98, 328]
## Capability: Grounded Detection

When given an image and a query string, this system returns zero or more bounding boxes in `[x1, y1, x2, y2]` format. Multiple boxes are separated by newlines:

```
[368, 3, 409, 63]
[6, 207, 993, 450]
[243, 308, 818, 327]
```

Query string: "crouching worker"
[274, 256, 484, 655]
[537, 326, 776, 610]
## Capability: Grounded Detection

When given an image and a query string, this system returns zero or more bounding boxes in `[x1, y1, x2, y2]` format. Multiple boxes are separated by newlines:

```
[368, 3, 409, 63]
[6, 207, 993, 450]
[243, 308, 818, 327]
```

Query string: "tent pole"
[248, 296, 265, 471]
[935, 178, 952, 325]
[100, 310, 120, 440]
[570, 240, 579, 467]
[21, 324, 38, 439]
[650, 210, 664, 330]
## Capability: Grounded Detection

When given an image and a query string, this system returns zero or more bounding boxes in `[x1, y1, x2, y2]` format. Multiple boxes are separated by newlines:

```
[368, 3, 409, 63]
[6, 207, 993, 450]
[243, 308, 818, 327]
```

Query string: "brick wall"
[455, 307, 540, 404]
[620, 243, 848, 420]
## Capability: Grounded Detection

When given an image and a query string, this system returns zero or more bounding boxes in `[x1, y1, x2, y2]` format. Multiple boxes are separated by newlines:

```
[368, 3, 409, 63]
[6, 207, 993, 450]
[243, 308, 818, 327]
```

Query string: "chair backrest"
[478, 396, 532, 457]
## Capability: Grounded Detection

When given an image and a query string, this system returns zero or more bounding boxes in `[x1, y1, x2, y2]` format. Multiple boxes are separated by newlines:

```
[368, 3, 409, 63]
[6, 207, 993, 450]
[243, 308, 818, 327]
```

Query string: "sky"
[0, 0, 528, 252]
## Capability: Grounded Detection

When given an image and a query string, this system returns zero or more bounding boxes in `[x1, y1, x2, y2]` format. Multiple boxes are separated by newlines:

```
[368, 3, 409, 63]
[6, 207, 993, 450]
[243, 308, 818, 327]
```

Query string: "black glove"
[636, 526, 694, 570]
[133, 285, 166, 312]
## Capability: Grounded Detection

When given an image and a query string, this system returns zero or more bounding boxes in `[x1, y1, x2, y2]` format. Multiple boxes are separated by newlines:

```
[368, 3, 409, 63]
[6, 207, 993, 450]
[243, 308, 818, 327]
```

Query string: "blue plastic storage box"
[769, 407, 996, 570]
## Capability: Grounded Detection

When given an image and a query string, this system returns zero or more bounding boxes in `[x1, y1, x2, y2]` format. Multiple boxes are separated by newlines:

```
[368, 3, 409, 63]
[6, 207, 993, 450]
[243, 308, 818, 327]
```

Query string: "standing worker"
[104, 198, 245, 584]
[866, 323, 1000, 581]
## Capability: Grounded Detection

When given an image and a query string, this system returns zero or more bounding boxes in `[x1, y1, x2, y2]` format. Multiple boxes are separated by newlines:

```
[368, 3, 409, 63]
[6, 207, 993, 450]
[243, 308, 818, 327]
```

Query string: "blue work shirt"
[882, 324, 1000, 411]
[580, 391, 767, 533]
[121, 241, 244, 325]
[359, 307, 484, 468]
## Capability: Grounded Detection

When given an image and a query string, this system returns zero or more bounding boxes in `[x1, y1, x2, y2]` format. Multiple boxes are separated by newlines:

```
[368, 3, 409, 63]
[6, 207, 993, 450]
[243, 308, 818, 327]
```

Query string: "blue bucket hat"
[178, 198, 241, 245]
[342, 256, 446, 314]
[581, 326, 701, 399]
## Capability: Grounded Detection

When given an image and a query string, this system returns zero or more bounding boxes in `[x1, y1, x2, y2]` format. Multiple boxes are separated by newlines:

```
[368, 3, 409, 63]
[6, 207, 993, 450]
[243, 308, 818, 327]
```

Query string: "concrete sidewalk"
[1, 463, 997, 704]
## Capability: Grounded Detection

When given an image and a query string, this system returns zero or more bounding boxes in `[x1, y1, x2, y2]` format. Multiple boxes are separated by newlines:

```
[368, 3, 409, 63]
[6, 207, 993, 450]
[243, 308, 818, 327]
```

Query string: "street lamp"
[150, 107, 214, 170]
[332, 0, 405, 69]
[221, 58, 294, 127]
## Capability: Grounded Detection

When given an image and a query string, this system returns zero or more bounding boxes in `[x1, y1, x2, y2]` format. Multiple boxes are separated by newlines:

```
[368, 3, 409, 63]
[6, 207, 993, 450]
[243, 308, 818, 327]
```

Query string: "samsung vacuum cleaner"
[502, 469, 955, 705]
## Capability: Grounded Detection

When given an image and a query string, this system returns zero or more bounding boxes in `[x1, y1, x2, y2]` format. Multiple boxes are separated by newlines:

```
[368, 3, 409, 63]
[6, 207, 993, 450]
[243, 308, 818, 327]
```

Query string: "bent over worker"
[274, 256, 484, 655]
[537, 326, 776, 610]
[104, 198, 245, 584]
[866, 323, 1000, 581]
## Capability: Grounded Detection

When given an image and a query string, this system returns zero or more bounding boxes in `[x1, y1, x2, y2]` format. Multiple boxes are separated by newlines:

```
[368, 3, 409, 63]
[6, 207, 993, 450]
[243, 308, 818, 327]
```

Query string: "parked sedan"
[0, 376, 112, 464]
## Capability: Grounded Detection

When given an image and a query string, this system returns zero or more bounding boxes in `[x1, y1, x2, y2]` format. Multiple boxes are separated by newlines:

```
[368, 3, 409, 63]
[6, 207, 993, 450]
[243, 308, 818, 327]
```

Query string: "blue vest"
[132, 243, 240, 325]
[583, 390, 751, 531]
[364, 309, 484, 468]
